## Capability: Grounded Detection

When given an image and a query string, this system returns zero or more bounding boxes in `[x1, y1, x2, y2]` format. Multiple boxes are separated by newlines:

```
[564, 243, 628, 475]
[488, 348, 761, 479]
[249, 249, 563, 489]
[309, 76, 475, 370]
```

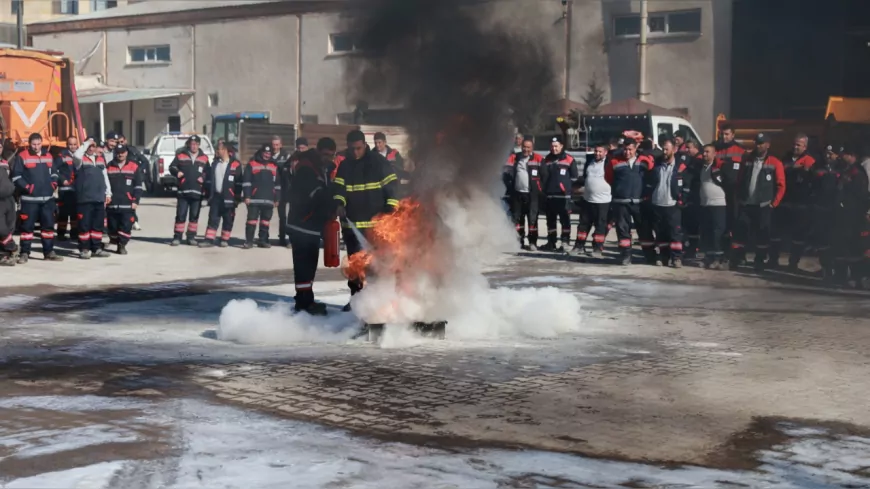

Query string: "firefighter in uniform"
[11, 133, 62, 263]
[287, 138, 338, 316]
[570, 143, 611, 258]
[809, 145, 843, 280]
[105, 144, 142, 255]
[242, 144, 280, 249]
[169, 135, 210, 246]
[605, 139, 655, 265]
[680, 141, 703, 259]
[540, 136, 579, 252]
[373, 132, 408, 198]
[201, 140, 243, 248]
[332, 130, 399, 310]
[644, 139, 687, 268]
[503, 138, 543, 251]
[770, 134, 815, 269]
[833, 146, 869, 285]
[715, 124, 746, 253]
[55, 136, 80, 241]
[118, 134, 150, 230]
[274, 136, 295, 248]
[699, 144, 729, 269]
[0, 146, 17, 266]
[72, 138, 112, 259]
[729, 133, 786, 271]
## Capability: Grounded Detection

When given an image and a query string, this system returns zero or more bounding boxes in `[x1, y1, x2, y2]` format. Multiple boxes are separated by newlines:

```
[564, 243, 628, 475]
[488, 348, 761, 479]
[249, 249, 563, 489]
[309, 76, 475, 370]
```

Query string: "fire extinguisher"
[323, 219, 341, 268]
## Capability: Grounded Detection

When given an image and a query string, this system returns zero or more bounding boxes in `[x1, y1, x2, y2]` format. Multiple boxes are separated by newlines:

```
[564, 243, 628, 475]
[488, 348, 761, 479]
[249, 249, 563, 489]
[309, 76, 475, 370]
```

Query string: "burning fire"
[343, 198, 433, 284]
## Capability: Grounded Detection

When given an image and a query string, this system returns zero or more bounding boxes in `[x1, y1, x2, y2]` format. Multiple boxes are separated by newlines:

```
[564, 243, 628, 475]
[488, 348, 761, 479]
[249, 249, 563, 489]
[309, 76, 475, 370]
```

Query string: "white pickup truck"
[143, 133, 215, 194]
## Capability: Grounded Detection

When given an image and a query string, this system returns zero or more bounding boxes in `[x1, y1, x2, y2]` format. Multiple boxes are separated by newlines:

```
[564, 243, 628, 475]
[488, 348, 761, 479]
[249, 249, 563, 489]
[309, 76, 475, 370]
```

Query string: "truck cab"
[211, 112, 271, 146]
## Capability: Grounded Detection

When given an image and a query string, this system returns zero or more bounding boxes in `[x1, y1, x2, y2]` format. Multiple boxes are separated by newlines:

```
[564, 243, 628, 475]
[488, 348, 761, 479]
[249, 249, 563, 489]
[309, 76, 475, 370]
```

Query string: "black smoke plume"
[343, 0, 557, 195]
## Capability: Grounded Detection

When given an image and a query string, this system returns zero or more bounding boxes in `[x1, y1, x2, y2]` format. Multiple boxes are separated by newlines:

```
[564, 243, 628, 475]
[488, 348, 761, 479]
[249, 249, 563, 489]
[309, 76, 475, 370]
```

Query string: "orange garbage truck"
[0, 48, 84, 151]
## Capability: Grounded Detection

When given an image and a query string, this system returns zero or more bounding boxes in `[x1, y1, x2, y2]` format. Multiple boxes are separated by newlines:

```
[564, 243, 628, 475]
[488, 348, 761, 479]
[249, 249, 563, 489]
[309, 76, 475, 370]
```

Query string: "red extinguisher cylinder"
[323, 219, 341, 268]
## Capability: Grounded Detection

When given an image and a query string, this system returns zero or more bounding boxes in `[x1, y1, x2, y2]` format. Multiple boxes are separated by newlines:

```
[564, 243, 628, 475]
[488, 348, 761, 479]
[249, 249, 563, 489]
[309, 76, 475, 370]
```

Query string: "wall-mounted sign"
[154, 97, 179, 113]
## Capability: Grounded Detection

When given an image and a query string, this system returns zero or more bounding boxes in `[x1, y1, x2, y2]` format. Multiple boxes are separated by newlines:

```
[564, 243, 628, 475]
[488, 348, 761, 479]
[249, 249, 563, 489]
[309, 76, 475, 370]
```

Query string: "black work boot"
[620, 249, 632, 266]
[45, 251, 64, 262]
[17, 253, 29, 264]
[0, 254, 15, 267]
[118, 244, 128, 255]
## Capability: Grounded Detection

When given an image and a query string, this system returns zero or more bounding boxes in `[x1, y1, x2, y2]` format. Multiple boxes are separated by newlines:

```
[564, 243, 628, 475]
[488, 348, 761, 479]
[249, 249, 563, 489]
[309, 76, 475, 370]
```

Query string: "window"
[301, 114, 319, 124]
[679, 124, 699, 143]
[207, 92, 219, 108]
[613, 10, 701, 39]
[135, 120, 145, 147]
[91, 0, 117, 11]
[128, 45, 171, 64]
[58, 0, 79, 14]
[329, 33, 362, 54]
[657, 123, 673, 139]
[113, 120, 123, 136]
[167, 116, 181, 133]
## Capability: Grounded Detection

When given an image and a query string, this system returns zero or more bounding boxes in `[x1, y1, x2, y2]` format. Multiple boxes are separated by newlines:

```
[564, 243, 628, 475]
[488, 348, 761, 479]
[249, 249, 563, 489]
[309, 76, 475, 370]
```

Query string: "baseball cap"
[187, 135, 201, 144]
[755, 133, 771, 144]
[115, 144, 129, 154]
[550, 135, 564, 145]
[261, 144, 273, 153]
[105, 131, 119, 141]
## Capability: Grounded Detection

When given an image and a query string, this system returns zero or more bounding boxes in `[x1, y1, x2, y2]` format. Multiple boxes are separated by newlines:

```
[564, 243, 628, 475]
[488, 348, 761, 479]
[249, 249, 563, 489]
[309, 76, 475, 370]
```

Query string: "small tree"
[582, 72, 606, 114]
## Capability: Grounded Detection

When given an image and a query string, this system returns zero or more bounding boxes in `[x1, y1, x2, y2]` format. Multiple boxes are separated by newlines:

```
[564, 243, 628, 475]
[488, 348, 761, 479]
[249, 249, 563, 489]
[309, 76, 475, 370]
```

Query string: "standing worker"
[832, 146, 869, 285]
[201, 140, 243, 248]
[605, 139, 655, 265]
[105, 144, 142, 255]
[118, 134, 150, 230]
[373, 132, 408, 198]
[55, 136, 79, 241]
[169, 135, 210, 246]
[715, 124, 746, 251]
[540, 136, 579, 252]
[698, 144, 729, 269]
[0, 145, 17, 266]
[287, 138, 338, 316]
[11, 133, 63, 263]
[730, 133, 786, 271]
[242, 144, 280, 249]
[332, 130, 399, 310]
[680, 141, 703, 259]
[571, 144, 611, 258]
[809, 145, 843, 280]
[769, 134, 815, 269]
[503, 137, 543, 251]
[72, 138, 112, 259]
[272, 136, 293, 248]
[645, 139, 686, 268]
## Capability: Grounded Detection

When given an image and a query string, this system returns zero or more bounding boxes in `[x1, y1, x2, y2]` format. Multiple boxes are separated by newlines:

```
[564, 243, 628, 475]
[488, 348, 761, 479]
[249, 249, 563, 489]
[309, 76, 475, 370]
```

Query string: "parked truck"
[0, 48, 85, 150]
[211, 112, 296, 162]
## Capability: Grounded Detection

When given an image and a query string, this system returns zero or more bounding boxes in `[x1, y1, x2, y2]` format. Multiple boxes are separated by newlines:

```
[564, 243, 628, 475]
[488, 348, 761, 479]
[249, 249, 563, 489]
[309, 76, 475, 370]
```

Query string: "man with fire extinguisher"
[333, 130, 399, 311]
[286, 137, 339, 316]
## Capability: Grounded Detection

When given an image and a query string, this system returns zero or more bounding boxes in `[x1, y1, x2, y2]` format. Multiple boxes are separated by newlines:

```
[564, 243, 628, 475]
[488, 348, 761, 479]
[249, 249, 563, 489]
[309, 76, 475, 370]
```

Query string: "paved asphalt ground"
[1, 197, 869, 488]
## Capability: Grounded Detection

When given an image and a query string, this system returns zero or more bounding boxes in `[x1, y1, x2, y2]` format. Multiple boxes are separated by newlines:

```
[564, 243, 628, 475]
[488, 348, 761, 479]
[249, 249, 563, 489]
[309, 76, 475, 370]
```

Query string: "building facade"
[26, 0, 731, 147]
[2, 0, 129, 25]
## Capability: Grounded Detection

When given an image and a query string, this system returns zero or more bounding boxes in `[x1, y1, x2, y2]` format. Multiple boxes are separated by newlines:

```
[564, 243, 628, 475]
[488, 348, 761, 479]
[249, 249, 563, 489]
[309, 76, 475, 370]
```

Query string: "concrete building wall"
[299, 13, 350, 124]
[601, 0, 730, 140]
[194, 16, 299, 128]
[0, 0, 131, 25]
[106, 25, 191, 88]
[31, 30, 104, 76]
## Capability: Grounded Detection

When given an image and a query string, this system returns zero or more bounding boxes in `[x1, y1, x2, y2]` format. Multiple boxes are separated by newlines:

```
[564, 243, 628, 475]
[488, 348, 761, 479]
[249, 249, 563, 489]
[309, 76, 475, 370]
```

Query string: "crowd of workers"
[504, 126, 870, 285]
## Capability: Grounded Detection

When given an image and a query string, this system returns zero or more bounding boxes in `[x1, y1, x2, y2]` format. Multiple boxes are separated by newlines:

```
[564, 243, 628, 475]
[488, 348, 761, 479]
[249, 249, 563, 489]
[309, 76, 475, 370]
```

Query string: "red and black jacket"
[54, 149, 76, 193]
[715, 140, 746, 189]
[503, 152, 543, 196]
[11, 148, 57, 203]
[168, 149, 210, 198]
[287, 149, 334, 235]
[781, 152, 816, 207]
[541, 151, 579, 197]
[605, 153, 654, 203]
[206, 157, 243, 206]
[737, 152, 786, 207]
[106, 159, 143, 210]
[243, 153, 280, 205]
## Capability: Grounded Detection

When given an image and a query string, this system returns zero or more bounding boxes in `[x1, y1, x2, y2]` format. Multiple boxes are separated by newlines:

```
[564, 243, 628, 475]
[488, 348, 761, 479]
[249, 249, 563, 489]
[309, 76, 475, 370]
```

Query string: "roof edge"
[27, 1, 348, 36]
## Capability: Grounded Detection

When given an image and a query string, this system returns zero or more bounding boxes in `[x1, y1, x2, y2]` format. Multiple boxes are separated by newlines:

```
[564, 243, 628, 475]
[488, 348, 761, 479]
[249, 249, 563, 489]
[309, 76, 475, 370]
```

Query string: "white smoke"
[215, 189, 583, 347]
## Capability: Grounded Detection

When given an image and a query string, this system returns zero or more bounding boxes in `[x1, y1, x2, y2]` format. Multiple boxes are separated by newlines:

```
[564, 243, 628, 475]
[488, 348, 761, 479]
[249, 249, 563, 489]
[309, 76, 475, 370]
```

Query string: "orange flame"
[343, 198, 432, 285]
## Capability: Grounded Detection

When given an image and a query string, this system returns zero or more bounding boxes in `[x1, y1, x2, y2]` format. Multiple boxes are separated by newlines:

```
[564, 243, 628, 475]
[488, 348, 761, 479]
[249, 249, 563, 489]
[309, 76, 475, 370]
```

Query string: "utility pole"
[16, 0, 24, 49]
[637, 0, 649, 101]
[563, 0, 573, 101]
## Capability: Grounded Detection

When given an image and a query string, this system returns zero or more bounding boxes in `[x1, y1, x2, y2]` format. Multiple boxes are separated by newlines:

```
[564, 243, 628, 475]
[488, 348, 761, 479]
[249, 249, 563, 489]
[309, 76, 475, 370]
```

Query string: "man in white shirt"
[570, 144, 611, 258]
[648, 139, 684, 268]
[698, 144, 728, 269]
